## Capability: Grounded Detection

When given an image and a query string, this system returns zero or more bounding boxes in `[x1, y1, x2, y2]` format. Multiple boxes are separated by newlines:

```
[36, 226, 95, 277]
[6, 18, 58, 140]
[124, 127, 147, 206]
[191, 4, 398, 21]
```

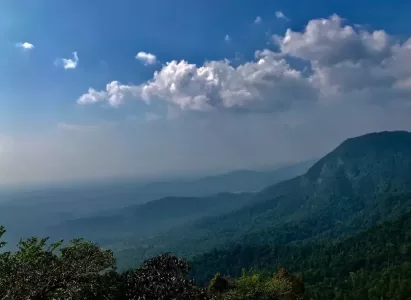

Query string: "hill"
[114, 131, 411, 266]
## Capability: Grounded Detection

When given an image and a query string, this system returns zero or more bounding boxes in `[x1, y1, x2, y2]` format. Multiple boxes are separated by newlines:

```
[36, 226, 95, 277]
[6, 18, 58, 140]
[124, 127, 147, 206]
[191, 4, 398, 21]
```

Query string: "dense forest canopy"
[191, 208, 411, 299]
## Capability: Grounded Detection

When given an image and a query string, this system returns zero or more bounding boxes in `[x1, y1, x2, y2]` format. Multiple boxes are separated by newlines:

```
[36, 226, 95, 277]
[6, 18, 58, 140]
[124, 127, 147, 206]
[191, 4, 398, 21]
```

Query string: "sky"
[1, 0, 411, 185]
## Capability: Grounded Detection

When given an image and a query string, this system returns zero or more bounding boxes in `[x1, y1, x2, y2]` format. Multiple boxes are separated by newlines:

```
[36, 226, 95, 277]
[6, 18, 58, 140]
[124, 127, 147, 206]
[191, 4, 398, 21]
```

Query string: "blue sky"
[1, 0, 411, 184]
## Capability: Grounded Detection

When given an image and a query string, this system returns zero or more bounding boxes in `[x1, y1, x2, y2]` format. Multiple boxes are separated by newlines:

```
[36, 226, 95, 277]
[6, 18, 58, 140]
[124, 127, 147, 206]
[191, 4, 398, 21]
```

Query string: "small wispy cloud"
[15, 42, 35, 50]
[225, 34, 231, 43]
[254, 16, 262, 24]
[275, 11, 290, 21]
[136, 51, 157, 65]
[56, 51, 79, 70]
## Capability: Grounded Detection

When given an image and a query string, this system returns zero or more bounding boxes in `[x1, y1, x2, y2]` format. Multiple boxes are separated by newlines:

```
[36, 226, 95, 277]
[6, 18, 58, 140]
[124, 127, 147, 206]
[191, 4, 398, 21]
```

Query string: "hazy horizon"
[0, 157, 318, 194]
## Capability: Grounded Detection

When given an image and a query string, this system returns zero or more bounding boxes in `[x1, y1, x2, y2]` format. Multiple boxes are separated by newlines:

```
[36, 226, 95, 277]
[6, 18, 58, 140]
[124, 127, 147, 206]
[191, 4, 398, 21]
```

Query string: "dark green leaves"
[0, 234, 115, 300]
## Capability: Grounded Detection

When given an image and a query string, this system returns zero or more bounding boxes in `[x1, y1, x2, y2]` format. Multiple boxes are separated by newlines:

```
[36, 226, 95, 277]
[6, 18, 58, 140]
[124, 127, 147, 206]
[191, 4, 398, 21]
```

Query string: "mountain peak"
[305, 131, 411, 188]
[339, 130, 411, 151]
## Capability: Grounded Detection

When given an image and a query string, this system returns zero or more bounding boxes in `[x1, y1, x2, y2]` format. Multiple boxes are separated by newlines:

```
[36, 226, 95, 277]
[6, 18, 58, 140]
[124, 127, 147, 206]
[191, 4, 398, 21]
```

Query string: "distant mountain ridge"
[0, 159, 314, 246]
[53, 192, 255, 242]
[137, 160, 316, 196]
[114, 131, 411, 266]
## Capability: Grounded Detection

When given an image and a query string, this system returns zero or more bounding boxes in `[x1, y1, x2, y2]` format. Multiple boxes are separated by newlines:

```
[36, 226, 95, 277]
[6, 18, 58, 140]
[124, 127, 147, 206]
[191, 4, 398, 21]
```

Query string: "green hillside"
[115, 131, 411, 266]
[191, 208, 411, 299]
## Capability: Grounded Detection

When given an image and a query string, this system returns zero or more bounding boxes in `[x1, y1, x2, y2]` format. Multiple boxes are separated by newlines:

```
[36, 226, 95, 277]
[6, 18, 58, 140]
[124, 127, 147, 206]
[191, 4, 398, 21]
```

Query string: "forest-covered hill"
[115, 131, 411, 269]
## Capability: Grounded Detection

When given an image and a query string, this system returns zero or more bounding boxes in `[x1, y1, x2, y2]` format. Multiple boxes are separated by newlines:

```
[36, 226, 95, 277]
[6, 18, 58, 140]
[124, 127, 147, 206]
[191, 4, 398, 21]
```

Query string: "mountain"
[114, 131, 411, 267]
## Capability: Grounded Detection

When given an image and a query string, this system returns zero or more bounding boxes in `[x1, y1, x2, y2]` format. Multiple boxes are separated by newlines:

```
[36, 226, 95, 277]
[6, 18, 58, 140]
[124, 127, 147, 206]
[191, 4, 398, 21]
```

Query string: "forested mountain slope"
[191, 207, 411, 299]
[115, 131, 411, 266]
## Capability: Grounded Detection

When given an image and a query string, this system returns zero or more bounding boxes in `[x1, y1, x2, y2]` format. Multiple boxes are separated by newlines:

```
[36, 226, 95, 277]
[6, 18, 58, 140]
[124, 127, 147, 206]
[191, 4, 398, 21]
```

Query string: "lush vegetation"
[191, 208, 411, 299]
[0, 225, 306, 299]
[208, 269, 306, 300]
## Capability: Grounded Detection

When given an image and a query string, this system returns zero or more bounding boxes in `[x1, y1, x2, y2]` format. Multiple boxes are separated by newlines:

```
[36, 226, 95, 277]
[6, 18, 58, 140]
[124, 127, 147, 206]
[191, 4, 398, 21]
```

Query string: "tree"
[122, 253, 211, 300]
[209, 269, 306, 300]
[208, 273, 233, 294]
[0, 227, 116, 300]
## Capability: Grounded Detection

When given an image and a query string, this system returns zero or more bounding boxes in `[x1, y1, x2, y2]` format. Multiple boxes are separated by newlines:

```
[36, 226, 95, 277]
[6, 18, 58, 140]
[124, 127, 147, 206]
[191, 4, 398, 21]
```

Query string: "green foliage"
[209, 273, 232, 294]
[191, 208, 411, 299]
[209, 269, 306, 300]
[0, 226, 6, 249]
[0, 230, 116, 300]
[0, 228, 307, 299]
[122, 253, 210, 300]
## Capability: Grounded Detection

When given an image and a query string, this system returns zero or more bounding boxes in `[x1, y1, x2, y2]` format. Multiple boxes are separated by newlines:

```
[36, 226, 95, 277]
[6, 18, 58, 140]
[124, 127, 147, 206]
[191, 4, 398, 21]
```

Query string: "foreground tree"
[0, 226, 116, 300]
[122, 253, 211, 299]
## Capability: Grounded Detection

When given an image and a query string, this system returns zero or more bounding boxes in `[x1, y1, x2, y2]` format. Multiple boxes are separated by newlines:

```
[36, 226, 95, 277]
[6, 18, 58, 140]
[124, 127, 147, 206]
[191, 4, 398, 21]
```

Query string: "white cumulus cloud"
[16, 42, 35, 50]
[77, 88, 108, 105]
[76, 15, 411, 115]
[273, 14, 411, 99]
[77, 81, 141, 107]
[274, 15, 391, 66]
[136, 52, 157, 65]
[139, 53, 316, 111]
